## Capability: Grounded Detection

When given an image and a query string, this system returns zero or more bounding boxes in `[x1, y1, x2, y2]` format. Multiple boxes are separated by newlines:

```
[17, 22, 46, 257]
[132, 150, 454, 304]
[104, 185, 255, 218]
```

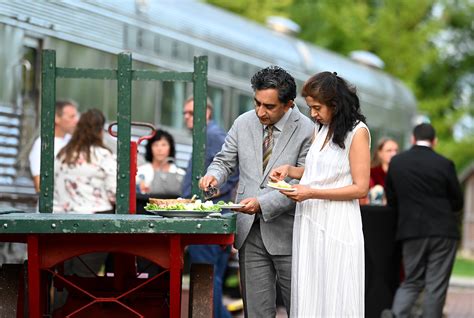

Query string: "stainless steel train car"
[0, 0, 416, 209]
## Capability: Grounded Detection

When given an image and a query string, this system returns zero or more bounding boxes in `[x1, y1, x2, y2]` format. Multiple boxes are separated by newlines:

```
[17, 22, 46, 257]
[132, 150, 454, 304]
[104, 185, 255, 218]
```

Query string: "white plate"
[216, 204, 245, 209]
[267, 184, 296, 192]
[145, 210, 214, 218]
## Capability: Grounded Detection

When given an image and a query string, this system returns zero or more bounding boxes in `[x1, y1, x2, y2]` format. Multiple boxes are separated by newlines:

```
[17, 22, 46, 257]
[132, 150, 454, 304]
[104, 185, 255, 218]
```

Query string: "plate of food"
[146, 210, 215, 218]
[267, 180, 296, 192]
[216, 201, 245, 209]
[144, 197, 223, 218]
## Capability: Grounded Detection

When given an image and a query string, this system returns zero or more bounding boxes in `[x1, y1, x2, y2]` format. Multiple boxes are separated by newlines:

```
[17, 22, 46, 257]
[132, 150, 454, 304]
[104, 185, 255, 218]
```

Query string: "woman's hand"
[269, 165, 290, 182]
[280, 184, 314, 202]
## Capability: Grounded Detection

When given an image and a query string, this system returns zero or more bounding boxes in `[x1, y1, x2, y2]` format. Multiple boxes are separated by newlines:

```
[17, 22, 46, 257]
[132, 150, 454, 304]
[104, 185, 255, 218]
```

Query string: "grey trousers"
[239, 222, 292, 318]
[392, 237, 458, 318]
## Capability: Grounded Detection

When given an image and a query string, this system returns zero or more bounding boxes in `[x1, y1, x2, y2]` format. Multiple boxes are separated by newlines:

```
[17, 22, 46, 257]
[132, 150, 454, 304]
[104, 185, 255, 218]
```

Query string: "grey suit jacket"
[206, 106, 314, 255]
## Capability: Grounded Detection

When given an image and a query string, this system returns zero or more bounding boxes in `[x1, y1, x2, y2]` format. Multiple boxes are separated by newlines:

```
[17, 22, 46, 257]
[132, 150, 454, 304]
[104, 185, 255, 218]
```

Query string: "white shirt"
[28, 134, 72, 177]
[415, 140, 432, 147]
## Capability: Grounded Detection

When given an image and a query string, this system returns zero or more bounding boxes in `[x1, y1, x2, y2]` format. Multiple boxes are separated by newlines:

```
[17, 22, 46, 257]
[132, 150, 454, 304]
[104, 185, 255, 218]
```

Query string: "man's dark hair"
[55, 99, 78, 116]
[250, 66, 296, 104]
[413, 123, 436, 142]
[144, 129, 177, 162]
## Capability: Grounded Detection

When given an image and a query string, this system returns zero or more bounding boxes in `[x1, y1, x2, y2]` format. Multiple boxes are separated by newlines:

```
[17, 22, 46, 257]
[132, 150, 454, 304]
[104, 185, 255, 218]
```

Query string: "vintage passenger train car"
[0, 0, 416, 209]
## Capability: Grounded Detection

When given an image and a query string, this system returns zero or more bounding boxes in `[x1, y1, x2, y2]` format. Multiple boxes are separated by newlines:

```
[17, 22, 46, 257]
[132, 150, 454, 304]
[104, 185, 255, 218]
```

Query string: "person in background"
[182, 96, 239, 318]
[384, 123, 463, 318]
[53, 108, 116, 278]
[136, 129, 185, 197]
[370, 137, 399, 188]
[53, 108, 116, 214]
[29, 100, 79, 193]
[199, 66, 314, 317]
[270, 71, 370, 317]
[367, 137, 399, 205]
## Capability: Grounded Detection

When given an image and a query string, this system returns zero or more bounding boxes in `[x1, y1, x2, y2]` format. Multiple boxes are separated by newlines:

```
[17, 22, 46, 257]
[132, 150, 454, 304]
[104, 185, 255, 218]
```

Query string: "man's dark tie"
[262, 125, 274, 172]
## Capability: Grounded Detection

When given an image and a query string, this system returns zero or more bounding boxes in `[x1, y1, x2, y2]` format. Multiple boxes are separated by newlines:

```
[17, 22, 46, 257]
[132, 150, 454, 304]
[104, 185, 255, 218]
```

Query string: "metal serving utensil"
[203, 186, 218, 200]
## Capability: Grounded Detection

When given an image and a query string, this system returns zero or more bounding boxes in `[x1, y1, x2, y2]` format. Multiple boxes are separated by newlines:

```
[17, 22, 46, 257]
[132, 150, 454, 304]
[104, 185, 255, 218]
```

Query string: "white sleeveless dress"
[291, 121, 369, 317]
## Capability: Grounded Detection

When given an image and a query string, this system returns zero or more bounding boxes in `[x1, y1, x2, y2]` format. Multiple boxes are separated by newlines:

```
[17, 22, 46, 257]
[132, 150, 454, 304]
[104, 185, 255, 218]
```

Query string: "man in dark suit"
[384, 123, 464, 318]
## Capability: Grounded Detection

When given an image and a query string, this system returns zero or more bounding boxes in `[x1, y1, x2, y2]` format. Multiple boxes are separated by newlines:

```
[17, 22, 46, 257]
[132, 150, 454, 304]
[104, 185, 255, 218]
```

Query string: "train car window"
[161, 81, 185, 128]
[0, 25, 25, 189]
[208, 85, 225, 128]
[131, 60, 158, 123]
[238, 94, 254, 116]
[0, 25, 23, 106]
[153, 35, 161, 55]
[18, 46, 40, 174]
[46, 39, 118, 121]
[215, 55, 223, 71]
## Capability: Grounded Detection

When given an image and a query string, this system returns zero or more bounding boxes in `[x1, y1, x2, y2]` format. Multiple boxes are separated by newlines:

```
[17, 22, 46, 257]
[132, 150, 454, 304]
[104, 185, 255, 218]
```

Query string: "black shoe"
[381, 309, 394, 318]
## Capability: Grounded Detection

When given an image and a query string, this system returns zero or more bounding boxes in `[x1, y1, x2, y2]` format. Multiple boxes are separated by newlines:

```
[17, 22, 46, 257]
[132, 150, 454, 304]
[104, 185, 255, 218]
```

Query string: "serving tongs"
[203, 186, 218, 200]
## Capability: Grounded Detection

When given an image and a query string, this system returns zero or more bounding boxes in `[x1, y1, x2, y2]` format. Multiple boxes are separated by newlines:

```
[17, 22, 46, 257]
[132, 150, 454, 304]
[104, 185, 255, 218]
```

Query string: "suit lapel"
[262, 109, 300, 178]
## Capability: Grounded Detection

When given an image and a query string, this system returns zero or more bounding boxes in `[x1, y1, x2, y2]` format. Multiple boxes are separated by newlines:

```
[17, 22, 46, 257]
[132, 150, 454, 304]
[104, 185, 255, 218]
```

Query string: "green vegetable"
[144, 202, 222, 212]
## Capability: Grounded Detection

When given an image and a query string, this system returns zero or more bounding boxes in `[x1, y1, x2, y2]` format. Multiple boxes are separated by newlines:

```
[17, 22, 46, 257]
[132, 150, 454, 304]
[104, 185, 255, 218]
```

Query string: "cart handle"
[107, 121, 156, 146]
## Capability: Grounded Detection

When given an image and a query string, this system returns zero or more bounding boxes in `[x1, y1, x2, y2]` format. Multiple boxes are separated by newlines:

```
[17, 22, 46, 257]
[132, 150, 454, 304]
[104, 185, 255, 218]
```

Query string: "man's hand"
[199, 175, 218, 190]
[235, 197, 261, 215]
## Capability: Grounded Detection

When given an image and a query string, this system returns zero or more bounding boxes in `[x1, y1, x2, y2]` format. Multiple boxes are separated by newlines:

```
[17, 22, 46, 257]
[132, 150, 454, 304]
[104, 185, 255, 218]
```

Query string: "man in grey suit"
[199, 66, 314, 317]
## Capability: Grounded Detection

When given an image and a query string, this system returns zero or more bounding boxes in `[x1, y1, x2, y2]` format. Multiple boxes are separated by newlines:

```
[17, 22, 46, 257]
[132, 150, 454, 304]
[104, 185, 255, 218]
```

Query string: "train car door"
[0, 29, 41, 210]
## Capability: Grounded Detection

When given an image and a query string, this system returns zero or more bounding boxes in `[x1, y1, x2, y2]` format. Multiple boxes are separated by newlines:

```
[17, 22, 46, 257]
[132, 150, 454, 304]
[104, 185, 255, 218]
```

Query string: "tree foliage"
[205, 0, 474, 171]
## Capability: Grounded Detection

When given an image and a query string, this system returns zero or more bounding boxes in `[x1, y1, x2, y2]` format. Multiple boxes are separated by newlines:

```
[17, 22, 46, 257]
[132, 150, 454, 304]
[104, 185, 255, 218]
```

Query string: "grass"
[452, 256, 474, 278]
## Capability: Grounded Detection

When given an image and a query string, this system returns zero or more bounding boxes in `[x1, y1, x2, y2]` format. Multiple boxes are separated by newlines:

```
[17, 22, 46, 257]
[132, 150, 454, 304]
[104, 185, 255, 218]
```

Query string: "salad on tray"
[145, 198, 222, 212]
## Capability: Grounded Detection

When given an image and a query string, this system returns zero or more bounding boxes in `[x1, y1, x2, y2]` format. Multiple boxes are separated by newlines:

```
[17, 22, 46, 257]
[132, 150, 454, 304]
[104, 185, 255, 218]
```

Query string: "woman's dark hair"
[302, 71, 366, 148]
[144, 129, 176, 162]
[58, 108, 110, 164]
[251, 66, 297, 104]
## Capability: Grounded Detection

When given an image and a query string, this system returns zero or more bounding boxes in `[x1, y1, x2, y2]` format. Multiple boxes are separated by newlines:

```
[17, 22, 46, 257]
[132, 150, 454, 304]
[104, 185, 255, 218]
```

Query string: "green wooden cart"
[0, 50, 236, 318]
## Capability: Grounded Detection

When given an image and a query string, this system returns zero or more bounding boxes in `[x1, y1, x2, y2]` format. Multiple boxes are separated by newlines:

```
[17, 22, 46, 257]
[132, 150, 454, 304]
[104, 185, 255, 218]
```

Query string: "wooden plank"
[116, 53, 132, 214]
[0, 264, 22, 317]
[188, 263, 213, 318]
[39, 50, 56, 213]
[0, 213, 236, 234]
[132, 70, 193, 81]
[56, 67, 117, 79]
[191, 56, 208, 198]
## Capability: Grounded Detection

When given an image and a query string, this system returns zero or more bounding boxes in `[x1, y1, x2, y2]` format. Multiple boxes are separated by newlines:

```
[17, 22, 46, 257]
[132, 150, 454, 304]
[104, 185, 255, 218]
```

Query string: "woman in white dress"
[270, 72, 371, 317]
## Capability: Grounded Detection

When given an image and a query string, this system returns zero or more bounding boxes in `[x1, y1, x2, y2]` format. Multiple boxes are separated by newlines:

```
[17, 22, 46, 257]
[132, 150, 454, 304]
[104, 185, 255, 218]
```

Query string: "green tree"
[206, 0, 292, 23]
[417, 0, 474, 171]
[205, 0, 474, 170]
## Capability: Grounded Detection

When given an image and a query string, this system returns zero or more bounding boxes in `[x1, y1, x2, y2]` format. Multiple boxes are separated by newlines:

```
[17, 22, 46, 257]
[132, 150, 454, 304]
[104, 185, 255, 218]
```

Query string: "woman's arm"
[288, 165, 305, 180]
[283, 127, 370, 201]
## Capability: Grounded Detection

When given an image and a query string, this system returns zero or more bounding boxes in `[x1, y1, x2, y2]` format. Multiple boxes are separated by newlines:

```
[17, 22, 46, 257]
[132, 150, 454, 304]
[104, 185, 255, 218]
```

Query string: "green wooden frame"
[39, 50, 207, 213]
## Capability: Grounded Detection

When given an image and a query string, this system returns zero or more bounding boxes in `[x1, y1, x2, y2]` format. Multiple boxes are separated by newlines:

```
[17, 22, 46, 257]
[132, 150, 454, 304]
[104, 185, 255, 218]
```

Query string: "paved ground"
[182, 275, 474, 317]
[444, 286, 474, 318]
[226, 284, 474, 318]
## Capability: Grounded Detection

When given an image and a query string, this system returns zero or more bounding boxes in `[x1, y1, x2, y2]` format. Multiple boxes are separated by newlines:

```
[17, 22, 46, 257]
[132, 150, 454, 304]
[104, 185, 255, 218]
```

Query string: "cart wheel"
[188, 263, 213, 318]
[0, 263, 27, 317]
